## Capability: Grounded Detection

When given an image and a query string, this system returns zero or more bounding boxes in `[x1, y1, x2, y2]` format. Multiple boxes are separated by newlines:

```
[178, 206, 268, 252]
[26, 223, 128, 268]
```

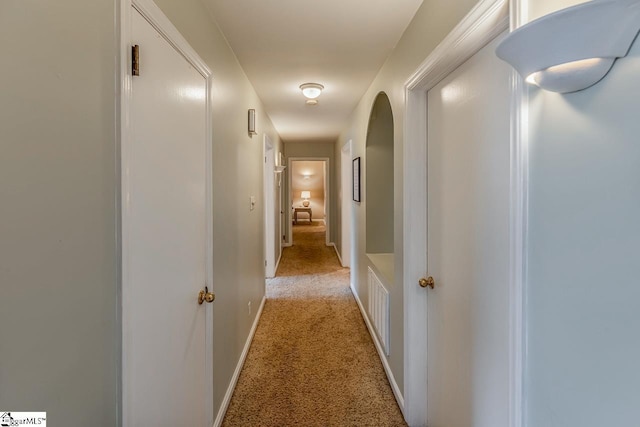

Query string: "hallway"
[5, 0, 640, 425]
[222, 222, 406, 426]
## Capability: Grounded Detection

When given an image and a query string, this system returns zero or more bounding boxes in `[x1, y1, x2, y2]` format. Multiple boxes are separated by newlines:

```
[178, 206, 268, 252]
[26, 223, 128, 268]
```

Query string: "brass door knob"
[419, 277, 435, 289]
[198, 287, 215, 304]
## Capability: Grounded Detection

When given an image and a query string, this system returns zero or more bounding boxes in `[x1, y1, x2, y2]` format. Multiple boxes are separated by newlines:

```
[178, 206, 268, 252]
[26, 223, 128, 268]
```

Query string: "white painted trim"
[510, 0, 528, 30]
[350, 284, 404, 415]
[340, 139, 353, 269]
[131, 0, 210, 78]
[120, 0, 214, 425]
[212, 296, 266, 427]
[402, 1, 512, 426]
[329, 242, 343, 266]
[286, 157, 331, 247]
[508, 70, 528, 427]
[402, 85, 429, 427]
[508, 3, 529, 427]
[405, 0, 509, 92]
[263, 134, 276, 278]
[274, 250, 283, 277]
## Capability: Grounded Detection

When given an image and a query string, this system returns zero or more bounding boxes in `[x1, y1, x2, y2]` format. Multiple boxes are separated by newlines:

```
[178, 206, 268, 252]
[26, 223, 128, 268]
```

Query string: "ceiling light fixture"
[496, 0, 640, 93]
[300, 83, 324, 99]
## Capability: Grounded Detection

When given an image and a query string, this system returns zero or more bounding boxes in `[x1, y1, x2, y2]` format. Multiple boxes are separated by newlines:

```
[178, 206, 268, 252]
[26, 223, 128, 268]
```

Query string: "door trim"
[402, 1, 527, 426]
[286, 157, 331, 247]
[119, 0, 214, 425]
[340, 140, 353, 269]
[263, 134, 276, 278]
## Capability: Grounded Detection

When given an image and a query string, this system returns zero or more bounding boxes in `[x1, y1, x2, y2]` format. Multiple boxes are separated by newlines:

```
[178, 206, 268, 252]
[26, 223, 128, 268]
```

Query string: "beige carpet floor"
[221, 221, 407, 427]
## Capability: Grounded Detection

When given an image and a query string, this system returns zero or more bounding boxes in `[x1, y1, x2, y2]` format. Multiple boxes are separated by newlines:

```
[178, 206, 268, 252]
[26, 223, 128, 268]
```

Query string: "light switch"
[250, 196, 256, 211]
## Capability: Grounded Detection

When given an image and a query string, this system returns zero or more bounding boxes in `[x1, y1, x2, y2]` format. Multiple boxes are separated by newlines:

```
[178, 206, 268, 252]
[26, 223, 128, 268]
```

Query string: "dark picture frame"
[352, 157, 361, 202]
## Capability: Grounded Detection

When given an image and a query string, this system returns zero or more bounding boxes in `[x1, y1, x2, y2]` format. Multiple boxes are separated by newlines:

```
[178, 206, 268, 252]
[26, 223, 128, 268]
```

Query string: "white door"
[123, 6, 211, 426]
[264, 135, 276, 278]
[425, 36, 511, 427]
[341, 141, 352, 267]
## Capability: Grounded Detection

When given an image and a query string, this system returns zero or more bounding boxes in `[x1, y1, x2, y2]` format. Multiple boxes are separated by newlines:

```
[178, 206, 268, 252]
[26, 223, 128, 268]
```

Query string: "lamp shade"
[301, 191, 311, 199]
[496, 0, 640, 93]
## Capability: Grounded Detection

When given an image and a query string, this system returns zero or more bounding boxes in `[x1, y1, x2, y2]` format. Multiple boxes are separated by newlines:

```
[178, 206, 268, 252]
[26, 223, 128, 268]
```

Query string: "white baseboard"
[350, 283, 405, 415]
[274, 249, 282, 275]
[330, 243, 344, 266]
[213, 296, 266, 427]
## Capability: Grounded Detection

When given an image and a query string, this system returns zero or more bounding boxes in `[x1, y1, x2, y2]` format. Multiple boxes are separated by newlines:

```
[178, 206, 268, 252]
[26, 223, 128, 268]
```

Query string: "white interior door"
[341, 141, 352, 267]
[425, 36, 511, 427]
[264, 135, 276, 278]
[123, 6, 211, 426]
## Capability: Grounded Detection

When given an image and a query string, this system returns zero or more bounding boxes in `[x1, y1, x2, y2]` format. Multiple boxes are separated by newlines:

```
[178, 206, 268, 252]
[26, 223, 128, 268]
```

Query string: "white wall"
[339, 4, 640, 424]
[524, 1, 640, 425]
[0, 0, 282, 423]
[0, 1, 119, 424]
[152, 0, 283, 417]
[335, 0, 480, 396]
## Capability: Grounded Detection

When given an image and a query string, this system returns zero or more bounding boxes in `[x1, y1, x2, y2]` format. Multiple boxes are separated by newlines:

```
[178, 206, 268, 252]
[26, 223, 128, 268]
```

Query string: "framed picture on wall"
[352, 157, 361, 202]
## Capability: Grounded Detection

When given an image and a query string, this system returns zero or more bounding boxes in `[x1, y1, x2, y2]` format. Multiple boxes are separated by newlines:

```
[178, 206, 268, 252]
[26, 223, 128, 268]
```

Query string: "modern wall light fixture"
[248, 109, 257, 135]
[301, 191, 311, 207]
[275, 152, 286, 174]
[300, 83, 324, 105]
[496, 0, 640, 93]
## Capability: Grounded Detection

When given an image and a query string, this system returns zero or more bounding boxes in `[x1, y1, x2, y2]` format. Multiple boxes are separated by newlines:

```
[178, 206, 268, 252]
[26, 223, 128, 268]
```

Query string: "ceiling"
[204, 0, 424, 143]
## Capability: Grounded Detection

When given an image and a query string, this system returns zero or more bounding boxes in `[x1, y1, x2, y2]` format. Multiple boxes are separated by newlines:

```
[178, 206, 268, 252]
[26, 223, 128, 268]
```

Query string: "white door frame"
[286, 157, 330, 247]
[263, 134, 276, 278]
[340, 140, 353, 268]
[402, 0, 527, 425]
[119, 0, 214, 425]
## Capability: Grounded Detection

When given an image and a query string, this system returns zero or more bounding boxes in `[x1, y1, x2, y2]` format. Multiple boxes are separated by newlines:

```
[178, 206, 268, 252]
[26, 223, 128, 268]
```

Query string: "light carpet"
[221, 221, 407, 427]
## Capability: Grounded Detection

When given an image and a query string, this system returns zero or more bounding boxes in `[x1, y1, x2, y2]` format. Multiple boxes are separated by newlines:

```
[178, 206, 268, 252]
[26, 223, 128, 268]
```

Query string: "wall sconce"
[248, 109, 257, 135]
[301, 191, 311, 207]
[275, 152, 286, 174]
[496, 0, 640, 93]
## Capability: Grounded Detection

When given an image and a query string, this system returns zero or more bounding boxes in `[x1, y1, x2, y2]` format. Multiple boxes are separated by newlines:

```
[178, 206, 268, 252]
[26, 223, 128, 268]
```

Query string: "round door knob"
[198, 288, 216, 304]
[419, 277, 435, 289]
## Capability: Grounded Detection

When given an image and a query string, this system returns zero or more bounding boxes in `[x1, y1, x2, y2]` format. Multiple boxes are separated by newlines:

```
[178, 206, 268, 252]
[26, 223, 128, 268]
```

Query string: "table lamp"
[301, 191, 311, 207]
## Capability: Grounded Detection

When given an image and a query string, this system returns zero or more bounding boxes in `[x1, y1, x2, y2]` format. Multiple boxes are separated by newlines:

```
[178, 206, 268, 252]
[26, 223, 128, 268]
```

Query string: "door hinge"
[132, 45, 140, 76]
[265, 260, 267, 267]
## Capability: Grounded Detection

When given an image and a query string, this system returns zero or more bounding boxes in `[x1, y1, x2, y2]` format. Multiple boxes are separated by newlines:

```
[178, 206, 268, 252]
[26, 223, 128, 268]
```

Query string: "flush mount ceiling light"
[496, 0, 640, 93]
[300, 83, 324, 99]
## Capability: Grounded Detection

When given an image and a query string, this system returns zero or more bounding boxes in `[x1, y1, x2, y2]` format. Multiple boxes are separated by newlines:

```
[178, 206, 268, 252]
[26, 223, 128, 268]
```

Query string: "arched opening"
[366, 92, 394, 262]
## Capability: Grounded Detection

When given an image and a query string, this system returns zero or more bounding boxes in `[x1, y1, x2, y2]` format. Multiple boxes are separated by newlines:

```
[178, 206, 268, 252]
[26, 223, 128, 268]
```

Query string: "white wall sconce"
[496, 0, 640, 93]
[301, 191, 311, 207]
[248, 109, 257, 135]
[300, 83, 324, 105]
[275, 152, 286, 174]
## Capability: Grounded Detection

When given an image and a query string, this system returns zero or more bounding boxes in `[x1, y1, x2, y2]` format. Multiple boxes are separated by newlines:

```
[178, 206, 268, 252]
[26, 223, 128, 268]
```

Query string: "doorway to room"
[287, 159, 329, 246]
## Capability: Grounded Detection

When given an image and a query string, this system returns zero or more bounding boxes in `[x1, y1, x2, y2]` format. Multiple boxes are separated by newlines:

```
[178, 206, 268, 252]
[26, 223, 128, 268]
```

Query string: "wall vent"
[368, 267, 390, 356]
